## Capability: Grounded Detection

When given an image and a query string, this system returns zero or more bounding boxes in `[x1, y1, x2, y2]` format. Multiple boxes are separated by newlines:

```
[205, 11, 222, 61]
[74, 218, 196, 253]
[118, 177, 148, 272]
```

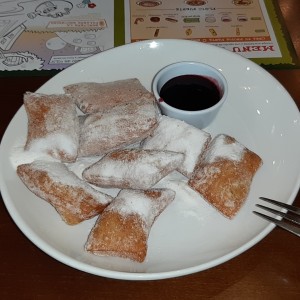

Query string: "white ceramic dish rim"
[1, 39, 299, 281]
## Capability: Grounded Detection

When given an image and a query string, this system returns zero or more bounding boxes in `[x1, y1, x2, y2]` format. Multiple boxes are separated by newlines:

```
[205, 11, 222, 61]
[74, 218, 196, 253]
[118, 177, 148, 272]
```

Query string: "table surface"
[1, 1, 299, 299]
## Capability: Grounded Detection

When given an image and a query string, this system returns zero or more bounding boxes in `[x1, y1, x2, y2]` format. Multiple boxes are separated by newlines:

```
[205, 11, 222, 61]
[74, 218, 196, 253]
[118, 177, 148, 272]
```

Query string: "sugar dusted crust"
[82, 148, 184, 189]
[188, 134, 262, 218]
[85, 211, 147, 262]
[142, 115, 211, 177]
[17, 160, 113, 225]
[78, 96, 159, 157]
[24, 92, 79, 163]
[85, 188, 175, 262]
[64, 78, 150, 113]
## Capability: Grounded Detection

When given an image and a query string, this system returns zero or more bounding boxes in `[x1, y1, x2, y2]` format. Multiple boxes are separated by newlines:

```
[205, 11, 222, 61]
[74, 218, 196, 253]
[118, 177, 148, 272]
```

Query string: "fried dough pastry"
[78, 96, 158, 157]
[82, 149, 184, 189]
[188, 134, 262, 218]
[64, 78, 150, 113]
[24, 92, 79, 162]
[85, 188, 175, 262]
[142, 116, 211, 177]
[17, 160, 113, 225]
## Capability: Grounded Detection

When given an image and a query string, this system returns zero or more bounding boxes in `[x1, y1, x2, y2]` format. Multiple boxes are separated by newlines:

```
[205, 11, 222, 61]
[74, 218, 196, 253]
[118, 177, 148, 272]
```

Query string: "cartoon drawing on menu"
[0, 48, 44, 70]
[49, 30, 105, 54]
[0, 0, 73, 50]
[48, 1, 106, 56]
[0, 0, 109, 71]
[0, 0, 74, 70]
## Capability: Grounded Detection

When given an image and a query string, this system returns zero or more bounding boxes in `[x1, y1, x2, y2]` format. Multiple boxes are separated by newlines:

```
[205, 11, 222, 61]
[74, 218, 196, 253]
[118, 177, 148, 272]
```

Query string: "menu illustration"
[127, 0, 281, 59]
[0, 0, 114, 71]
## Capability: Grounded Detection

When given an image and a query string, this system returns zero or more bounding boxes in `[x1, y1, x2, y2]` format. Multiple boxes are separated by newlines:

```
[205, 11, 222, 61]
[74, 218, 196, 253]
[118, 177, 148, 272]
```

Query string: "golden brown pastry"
[142, 115, 211, 177]
[85, 188, 175, 262]
[63, 78, 150, 113]
[24, 92, 79, 163]
[82, 148, 184, 189]
[188, 134, 262, 218]
[17, 160, 113, 225]
[78, 96, 158, 157]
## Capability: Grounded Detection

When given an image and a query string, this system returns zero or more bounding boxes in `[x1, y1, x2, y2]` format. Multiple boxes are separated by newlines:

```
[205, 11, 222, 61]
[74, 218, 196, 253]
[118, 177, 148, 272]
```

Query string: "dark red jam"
[159, 74, 221, 111]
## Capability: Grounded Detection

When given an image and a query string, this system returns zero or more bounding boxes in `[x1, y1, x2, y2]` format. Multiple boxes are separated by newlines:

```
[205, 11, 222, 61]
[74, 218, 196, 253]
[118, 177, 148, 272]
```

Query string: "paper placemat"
[0, 0, 298, 76]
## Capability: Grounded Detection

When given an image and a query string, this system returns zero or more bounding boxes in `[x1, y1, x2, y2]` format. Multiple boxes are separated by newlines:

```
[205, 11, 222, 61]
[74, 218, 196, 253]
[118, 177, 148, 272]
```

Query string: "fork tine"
[256, 204, 300, 224]
[259, 197, 300, 215]
[253, 211, 300, 237]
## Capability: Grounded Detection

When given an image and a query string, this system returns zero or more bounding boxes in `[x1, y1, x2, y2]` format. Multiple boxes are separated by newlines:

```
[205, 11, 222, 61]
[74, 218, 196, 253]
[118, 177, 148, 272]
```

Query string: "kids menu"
[0, 0, 297, 73]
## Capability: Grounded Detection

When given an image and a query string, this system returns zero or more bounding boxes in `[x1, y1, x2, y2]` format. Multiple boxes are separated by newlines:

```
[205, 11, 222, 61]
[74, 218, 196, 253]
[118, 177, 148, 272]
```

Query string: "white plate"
[1, 40, 299, 280]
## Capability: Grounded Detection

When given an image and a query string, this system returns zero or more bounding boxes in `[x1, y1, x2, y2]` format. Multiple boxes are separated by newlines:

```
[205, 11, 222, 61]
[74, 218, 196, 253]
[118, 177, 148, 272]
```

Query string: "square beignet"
[85, 188, 175, 262]
[188, 134, 263, 218]
[64, 78, 150, 113]
[24, 92, 79, 163]
[17, 160, 113, 225]
[142, 116, 211, 178]
[82, 149, 184, 189]
[78, 96, 158, 157]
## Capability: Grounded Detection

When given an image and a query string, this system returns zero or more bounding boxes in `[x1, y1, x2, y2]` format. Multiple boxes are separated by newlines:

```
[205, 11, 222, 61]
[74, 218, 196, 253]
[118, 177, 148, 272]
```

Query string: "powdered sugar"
[190, 165, 221, 189]
[28, 132, 78, 161]
[188, 134, 262, 218]
[158, 178, 216, 221]
[108, 189, 175, 230]
[82, 149, 184, 189]
[10, 137, 56, 169]
[64, 78, 151, 113]
[25, 160, 110, 205]
[24, 92, 79, 162]
[142, 115, 211, 177]
[79, 96, 158, 157]
[203, 134, 245, 163]
[17, 160, 113, 224]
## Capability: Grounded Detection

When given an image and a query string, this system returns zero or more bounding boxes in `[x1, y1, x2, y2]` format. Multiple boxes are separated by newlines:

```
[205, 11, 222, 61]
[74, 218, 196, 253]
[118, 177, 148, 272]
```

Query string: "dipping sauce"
[159, 74, 221, 111]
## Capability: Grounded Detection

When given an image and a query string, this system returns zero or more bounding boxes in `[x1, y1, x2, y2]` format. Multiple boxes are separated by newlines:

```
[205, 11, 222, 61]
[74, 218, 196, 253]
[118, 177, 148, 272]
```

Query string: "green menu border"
[251, 0, 299, 69]
[114, 0, 125, 47]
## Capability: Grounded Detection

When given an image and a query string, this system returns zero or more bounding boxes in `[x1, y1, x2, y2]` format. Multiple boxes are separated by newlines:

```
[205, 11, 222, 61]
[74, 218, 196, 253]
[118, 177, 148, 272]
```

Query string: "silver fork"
[253, 197, 300, 237]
